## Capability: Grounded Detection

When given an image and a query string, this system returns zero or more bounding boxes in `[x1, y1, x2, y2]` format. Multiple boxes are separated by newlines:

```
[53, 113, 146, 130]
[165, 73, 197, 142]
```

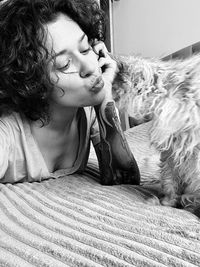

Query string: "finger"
[98, 56, 117, 70]
[98, 57, 117, 82]
[93, 41, 108, 58]
[98, 57, 108, 69]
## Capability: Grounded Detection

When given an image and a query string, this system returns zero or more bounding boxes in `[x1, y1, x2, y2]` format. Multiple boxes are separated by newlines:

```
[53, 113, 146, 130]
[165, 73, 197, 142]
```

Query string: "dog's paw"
[160, 196, 178, 207]
[181, 193, 200, 207]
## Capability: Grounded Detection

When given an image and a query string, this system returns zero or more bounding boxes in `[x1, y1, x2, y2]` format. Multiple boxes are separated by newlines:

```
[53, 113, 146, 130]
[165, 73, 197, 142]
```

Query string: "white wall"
[112, 0, 200, 57]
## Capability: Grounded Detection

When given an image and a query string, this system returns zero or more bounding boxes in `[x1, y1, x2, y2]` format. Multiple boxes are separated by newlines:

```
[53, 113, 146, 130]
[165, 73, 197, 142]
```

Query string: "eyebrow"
[52, 33, 86, 59]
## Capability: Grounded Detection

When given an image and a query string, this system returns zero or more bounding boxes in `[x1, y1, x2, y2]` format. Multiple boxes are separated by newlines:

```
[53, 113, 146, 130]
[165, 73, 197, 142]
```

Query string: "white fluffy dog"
[112, 54, 200, 215]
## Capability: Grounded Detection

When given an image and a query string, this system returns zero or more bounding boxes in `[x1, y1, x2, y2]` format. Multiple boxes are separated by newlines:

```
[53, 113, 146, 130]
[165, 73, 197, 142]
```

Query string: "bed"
[0, 121, 200, 267]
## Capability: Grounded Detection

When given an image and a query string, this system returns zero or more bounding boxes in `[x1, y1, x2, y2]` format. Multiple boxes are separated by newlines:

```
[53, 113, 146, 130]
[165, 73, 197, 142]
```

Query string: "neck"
[46, 104, 79, 133]
[31, 102, 79, 135]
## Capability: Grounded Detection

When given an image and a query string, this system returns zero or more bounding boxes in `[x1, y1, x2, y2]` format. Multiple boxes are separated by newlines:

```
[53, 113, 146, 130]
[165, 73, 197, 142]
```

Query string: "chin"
[89, 91, 106, 106]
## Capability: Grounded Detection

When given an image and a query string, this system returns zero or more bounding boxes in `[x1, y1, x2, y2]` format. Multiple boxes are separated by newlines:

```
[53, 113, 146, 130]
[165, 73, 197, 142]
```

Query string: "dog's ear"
[111, 56, 130, 102]
[112, 55, 129, 80]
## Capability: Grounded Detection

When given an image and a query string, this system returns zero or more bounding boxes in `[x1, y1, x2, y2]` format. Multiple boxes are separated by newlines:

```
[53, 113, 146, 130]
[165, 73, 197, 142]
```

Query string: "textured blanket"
[0, 122, 200, 267]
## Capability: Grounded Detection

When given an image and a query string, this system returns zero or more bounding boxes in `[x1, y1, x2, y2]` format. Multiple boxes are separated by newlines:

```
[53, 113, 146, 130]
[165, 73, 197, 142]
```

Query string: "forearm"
[91, 41, 140, 185]
[94, 101, 140, 185]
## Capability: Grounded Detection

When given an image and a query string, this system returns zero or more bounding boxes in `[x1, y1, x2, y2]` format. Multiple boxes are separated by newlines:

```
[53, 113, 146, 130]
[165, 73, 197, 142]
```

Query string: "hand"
[93, 41, 118, 100]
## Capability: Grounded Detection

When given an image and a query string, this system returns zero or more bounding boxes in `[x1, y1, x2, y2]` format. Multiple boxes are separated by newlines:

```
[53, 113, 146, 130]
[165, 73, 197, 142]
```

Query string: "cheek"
[53, 74, 83, 100]
[89, 50, 100, 68]
[50, 71, 74, 89]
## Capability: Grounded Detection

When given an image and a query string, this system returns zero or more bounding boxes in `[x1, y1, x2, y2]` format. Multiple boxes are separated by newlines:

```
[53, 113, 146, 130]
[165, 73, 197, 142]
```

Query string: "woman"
[0, 0, 140, 184]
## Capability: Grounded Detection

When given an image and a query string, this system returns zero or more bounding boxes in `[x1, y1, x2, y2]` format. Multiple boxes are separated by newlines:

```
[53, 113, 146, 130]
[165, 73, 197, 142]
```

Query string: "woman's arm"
[0, 121, 10, 179]
[94, 101, 140, 185]
[93, 42, 140, 185]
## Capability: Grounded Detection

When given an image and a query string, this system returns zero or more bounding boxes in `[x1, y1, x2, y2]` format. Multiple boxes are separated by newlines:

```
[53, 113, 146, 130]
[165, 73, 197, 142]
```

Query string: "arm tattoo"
[94, 102, 140, 185]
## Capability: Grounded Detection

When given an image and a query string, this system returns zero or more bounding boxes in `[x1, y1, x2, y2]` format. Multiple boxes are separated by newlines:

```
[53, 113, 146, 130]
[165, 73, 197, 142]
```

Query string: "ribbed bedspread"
[0, 122, 200, 267]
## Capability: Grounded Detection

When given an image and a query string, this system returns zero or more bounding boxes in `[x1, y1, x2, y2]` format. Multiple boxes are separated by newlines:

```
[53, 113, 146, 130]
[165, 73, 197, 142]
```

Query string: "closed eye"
[81, 46, 92, 55]
[57, 60, 71, 72]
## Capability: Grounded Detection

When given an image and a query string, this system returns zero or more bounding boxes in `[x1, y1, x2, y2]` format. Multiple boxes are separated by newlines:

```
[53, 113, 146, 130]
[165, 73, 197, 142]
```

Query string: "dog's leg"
[181, 174, 200, 215]
[160, 158, 180, 207]
[182, 191, 200, 218]
[176, 153, 200, 217]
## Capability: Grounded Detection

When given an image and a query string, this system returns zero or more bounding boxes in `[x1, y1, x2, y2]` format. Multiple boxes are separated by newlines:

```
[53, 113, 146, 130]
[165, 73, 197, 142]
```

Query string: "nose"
[79, 57, 96, 78]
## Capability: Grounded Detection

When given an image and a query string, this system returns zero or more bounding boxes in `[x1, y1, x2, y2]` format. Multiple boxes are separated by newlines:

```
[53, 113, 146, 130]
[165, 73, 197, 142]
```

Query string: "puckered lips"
[90, 77, 104, 93]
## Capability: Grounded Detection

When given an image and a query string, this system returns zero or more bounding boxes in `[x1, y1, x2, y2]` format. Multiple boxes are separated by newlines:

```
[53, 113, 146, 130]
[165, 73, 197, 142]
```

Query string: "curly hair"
[0, 0, 105, 123]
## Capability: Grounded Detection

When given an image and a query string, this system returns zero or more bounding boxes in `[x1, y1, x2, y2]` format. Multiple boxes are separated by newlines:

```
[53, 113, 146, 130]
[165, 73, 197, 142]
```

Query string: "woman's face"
[45, 13, 105, 108]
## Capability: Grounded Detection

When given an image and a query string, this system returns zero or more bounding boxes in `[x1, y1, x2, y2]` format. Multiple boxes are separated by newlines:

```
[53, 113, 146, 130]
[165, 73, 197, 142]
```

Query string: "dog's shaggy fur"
[112, 54, 200, 215]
